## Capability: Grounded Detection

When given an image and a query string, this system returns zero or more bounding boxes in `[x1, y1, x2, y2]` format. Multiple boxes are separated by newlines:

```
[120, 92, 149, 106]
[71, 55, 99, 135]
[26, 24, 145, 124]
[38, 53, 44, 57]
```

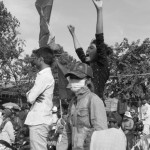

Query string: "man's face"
[30, 53, 41, 68]
[67, 75, 86, 92]
[86, 43, 97, 62]
[109, 121, 117, 128]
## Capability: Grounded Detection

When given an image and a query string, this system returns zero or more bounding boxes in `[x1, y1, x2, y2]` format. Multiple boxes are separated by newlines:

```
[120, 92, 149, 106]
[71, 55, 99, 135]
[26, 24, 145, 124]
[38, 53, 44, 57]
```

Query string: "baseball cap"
[65, 62, 93, 79]
[124, 111, 132, 118]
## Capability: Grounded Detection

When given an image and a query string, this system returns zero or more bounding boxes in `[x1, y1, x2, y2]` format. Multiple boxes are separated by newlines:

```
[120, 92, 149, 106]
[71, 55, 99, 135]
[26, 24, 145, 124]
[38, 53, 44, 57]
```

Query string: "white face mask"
[67, 77, 86, 92]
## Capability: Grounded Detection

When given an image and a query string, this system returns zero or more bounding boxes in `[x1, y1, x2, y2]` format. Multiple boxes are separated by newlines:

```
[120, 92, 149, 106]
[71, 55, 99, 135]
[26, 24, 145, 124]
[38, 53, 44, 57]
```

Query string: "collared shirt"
[68, 87, 108, 149]
[25, 67, 55, 126]
[69, 86, 108, 131]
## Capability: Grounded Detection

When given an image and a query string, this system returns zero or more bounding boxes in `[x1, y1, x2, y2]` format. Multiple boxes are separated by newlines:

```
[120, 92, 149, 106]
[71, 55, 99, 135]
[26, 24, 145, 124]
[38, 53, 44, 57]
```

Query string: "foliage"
[58, 51, 77, 70]
[0, 2, 36, 95]
[52, 44, 77, 75]
[105, 38, 150, 106]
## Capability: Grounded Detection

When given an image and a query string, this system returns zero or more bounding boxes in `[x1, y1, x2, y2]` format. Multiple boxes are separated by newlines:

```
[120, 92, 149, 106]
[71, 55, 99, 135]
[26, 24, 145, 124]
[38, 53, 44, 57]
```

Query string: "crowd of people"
[0, 0, 150, 150]
[0, 105, 29, 149]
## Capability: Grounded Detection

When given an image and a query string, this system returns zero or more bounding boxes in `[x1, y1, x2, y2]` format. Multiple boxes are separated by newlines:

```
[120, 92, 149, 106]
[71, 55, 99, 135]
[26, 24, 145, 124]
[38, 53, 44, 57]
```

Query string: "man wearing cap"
[122, 111, 134, 150]
[122, 111, 134, 134]
[65, 62, 107, 150]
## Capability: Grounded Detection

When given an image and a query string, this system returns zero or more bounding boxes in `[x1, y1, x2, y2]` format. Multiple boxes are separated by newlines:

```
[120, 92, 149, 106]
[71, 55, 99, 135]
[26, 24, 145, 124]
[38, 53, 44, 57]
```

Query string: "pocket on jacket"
[77, 109, 90, 127]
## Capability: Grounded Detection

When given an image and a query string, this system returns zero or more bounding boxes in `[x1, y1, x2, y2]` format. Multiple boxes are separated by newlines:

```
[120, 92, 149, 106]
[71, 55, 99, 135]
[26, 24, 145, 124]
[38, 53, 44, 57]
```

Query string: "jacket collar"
[75, 86, 90, 98]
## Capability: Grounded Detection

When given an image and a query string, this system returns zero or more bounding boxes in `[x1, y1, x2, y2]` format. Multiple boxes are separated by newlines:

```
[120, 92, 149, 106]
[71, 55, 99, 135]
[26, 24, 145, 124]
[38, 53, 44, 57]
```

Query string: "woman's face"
[86, 43, 97, 62]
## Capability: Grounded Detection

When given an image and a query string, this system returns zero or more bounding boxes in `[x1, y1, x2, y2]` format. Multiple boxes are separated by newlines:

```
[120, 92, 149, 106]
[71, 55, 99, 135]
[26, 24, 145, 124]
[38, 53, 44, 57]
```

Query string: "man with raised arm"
[68, 0, 110, 102]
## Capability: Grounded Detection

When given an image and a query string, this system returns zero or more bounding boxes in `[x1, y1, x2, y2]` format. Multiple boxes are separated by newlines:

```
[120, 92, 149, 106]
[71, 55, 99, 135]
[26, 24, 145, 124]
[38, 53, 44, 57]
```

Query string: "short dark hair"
[32, 47, 54, 66]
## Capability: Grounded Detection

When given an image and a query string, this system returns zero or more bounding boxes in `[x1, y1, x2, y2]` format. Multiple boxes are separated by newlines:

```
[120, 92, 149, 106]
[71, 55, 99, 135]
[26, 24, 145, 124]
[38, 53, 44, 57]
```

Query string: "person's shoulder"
[88, 92, 104, 104]
[89, 92, 101, 99]
[42, 69, 54, 81]
[5, 120, 13, 127]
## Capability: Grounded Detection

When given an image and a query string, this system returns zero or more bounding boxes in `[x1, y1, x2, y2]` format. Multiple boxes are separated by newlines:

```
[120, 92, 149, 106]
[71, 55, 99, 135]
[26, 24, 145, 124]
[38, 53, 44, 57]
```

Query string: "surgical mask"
[67, 77, 86, 92]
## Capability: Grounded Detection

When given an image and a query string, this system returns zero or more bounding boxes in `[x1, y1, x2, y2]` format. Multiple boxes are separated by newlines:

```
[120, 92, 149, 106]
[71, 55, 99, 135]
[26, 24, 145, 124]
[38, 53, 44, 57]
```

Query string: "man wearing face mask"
[65, 62, 108, 150]
[68, 0, 110, 101]
[24, 47, 55, 150]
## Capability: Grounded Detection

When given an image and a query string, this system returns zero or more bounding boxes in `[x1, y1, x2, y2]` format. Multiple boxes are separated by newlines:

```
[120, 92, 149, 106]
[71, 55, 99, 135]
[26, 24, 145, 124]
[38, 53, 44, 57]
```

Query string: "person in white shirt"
[141, 100, 150, 135]
[24, 47, 55, 150]
[0, 109, 15, 145]
[0, 110, 3, 126]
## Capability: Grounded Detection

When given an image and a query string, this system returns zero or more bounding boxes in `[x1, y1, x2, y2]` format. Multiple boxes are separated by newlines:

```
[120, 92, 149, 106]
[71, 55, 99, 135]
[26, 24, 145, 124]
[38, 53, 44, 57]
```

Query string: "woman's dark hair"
[85, 78, 95, 93]
[32, 47, 54, 66]
[91, 39, 113, 56]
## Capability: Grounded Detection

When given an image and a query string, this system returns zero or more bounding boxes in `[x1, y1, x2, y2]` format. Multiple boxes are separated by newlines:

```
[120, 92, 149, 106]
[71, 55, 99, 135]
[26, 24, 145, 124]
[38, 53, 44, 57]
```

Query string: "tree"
[105, 38, 150, 106]
[0, 2, 36, 99]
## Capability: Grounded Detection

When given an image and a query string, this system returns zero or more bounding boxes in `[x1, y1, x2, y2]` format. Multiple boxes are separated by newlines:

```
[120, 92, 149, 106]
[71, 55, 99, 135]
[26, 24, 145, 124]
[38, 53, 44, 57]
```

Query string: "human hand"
[67, 25, 75, 36]
[92, 0, 103, 10]
[36, 94, 44, 103]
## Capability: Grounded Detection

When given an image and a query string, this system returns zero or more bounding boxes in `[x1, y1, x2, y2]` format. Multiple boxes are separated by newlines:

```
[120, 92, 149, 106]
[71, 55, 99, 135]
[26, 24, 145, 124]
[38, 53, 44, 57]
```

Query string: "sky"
[3, 0, 150, 60]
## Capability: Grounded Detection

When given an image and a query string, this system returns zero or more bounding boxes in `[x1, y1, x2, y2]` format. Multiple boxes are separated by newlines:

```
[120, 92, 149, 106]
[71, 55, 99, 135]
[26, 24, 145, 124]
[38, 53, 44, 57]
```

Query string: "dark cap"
[65, 62, 93, 79]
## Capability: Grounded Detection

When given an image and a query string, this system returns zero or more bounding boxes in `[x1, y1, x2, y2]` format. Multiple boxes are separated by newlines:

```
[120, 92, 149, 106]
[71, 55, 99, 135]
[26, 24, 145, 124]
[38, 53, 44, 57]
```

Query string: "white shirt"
[141, 103, 150, 125]
[90, 128, 127, 150]
[0, 121, 15, 145]
[0, 112, 2, 126]
[25, 67, 55, 126]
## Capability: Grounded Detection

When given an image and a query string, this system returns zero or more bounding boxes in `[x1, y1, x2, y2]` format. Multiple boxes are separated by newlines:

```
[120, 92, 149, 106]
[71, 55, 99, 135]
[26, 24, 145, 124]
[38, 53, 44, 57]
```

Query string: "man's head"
[108, 117, 118, 128]
[65, 62, 94, 92]
[2, 108, 12, 119]
[141, 100, 147, 105]
[130, 109, 136, 117]
[124, 111, 132, 119]
[31, 47, 54, 69]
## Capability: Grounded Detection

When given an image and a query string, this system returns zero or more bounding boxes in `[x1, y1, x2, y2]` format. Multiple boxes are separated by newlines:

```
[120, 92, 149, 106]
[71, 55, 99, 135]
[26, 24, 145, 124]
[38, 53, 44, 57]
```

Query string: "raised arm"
[92, 0, 103, 34]
[92, 0, 108, 67]
[67, 25, 81, 50]
[68, 25, 87, 63]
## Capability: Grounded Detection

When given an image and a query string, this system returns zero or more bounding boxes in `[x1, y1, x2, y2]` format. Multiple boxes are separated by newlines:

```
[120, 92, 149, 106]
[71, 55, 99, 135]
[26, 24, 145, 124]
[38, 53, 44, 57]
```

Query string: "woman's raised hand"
[92, 0, 103, 10]
[67, 25, 75, 36]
